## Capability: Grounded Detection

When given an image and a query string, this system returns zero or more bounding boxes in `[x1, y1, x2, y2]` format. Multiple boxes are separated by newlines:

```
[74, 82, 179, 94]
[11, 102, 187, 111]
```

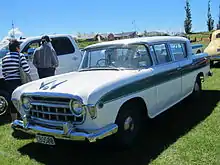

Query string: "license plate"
[36, 134, 56, 145]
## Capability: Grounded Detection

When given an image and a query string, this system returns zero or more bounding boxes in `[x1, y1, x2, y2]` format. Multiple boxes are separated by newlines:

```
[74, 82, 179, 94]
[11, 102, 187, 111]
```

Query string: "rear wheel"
[191, 76, 202, 99]
[114, 104, 143, 148]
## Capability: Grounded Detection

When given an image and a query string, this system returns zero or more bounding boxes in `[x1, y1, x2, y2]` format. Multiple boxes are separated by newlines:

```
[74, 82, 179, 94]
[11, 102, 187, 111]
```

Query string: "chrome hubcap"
[0, 96, 8, 115]
[124, 116, 134, 131]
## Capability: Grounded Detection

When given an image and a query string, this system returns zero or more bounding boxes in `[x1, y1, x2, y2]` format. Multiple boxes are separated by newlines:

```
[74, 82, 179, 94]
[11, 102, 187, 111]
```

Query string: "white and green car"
[11, 36, 212, 147]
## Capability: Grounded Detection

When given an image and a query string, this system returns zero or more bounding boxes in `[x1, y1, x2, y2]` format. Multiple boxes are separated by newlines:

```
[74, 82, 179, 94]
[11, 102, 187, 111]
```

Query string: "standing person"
[2, 39, 30, 121]
[33, 35, 58, 79]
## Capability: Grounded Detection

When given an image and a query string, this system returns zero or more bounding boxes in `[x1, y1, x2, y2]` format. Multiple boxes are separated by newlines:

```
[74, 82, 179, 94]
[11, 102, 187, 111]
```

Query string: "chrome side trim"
[11, 120, 118, 143]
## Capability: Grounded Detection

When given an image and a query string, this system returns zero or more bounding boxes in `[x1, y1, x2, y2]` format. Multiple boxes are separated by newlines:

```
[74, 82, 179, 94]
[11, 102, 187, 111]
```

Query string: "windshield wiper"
[78, 67, 123, 72]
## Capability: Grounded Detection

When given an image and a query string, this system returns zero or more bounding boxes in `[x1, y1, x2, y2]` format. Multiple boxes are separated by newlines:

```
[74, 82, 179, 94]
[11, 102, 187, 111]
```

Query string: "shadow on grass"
[0, 114, 11, 126]
[18, 90, 220, 165]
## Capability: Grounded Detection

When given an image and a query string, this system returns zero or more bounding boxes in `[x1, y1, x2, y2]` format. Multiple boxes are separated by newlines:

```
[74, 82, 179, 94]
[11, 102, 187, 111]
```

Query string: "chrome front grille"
[29, 96, 84, 123]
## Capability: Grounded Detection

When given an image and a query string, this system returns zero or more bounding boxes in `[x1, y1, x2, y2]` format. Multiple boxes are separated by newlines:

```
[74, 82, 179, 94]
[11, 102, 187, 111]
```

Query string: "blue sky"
[1, 0, 219, 40]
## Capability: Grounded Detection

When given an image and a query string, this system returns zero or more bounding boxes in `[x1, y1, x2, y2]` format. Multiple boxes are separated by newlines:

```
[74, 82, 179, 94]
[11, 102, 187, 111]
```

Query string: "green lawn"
[150, 66, 220, 165]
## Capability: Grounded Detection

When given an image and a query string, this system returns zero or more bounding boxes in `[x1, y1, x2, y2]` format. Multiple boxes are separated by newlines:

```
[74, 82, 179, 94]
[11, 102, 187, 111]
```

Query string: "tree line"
[185, 0, 220, 34]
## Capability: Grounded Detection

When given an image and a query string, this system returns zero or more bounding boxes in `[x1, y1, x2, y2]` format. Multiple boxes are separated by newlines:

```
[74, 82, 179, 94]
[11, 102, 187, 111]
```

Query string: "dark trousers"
[37, 68, 55, 79]
[5, 79, 22, 113]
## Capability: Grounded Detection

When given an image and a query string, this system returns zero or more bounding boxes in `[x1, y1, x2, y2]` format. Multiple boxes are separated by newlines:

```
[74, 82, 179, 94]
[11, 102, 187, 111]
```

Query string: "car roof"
[84, 36, 189, 49]
[22, 34, 73, 42]
[211, 30, 220, 40]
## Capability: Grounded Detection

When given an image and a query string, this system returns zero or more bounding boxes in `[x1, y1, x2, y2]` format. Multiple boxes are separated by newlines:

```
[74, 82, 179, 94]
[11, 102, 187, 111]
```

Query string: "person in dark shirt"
[33, 35, 58, 79]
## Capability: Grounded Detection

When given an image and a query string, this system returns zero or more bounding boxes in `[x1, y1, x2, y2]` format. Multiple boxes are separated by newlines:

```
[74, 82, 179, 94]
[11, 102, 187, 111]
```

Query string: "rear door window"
[170, 43, 187, 61]
[153, 44, 172, 64]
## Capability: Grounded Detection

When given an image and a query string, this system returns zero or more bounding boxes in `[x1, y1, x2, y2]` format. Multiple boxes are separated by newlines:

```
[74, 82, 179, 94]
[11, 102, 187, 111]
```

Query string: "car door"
[150, 43, 181, 115]
[51, 36, 82, 75]
[20, 39, 41, 80]
[169, 42, 193, 97]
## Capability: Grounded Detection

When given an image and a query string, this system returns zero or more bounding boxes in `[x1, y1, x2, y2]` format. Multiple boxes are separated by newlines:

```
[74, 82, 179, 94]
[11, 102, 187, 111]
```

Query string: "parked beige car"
[204, 30, 220, 66]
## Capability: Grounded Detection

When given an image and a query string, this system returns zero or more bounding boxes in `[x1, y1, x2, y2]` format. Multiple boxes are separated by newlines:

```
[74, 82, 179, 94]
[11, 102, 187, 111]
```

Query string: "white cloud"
[8, 28, 23, 38]
[1, 27, 24, 42]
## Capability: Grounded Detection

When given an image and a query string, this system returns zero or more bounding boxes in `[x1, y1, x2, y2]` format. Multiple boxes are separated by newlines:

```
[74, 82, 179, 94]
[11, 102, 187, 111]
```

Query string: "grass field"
[0, 35, 219, 165]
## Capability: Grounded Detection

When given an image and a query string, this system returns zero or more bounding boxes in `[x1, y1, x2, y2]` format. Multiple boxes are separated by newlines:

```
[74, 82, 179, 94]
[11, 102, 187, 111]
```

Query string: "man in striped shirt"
[1, 39, 30, 121]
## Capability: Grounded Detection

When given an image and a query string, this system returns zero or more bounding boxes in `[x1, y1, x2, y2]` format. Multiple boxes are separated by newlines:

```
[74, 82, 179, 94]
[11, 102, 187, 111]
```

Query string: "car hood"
[12, 69, 150, 104]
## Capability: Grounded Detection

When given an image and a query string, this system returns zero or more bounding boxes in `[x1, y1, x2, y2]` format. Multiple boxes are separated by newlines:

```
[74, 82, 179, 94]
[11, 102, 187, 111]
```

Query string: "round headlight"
[70, 100, 85, 117]
[22, 97, 31, 111]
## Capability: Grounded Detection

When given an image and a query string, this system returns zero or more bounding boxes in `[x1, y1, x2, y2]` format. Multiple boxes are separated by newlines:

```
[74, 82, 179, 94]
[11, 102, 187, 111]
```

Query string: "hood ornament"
[40, 80, 68, 90]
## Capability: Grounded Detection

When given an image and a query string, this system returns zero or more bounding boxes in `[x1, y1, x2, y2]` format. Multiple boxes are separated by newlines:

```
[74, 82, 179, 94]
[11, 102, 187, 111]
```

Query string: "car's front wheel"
[114, 103, 143, 148]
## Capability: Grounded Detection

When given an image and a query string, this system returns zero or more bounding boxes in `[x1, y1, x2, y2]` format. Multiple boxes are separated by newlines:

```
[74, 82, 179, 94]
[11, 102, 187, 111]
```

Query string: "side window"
[134, 45, 152, 67]
[216, 33, 220, 39]
[21, 40, 41, 54]
[153, 44, 171, 64]
[21, 40, 41, 60]
[170, 43, 187, 61]
[51, 37, 75, 56]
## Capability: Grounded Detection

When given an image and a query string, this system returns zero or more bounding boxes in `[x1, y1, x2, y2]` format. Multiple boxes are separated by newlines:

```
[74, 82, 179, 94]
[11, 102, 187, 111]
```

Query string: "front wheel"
[114, 104, 143, 148]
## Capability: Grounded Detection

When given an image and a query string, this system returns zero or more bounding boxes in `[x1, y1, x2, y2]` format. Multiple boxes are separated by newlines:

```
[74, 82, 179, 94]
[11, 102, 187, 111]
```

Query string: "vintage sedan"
[204, 30, 220, 66]
[11, 36, 211, 147]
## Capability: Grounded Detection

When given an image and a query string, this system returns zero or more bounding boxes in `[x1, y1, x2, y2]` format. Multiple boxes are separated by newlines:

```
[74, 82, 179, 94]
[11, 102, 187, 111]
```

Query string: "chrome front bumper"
[11, 120, 118, 143]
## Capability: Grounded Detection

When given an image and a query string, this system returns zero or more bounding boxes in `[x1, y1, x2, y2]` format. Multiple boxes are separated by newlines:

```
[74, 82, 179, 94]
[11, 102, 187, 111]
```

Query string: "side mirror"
[27, 48, 35, 55]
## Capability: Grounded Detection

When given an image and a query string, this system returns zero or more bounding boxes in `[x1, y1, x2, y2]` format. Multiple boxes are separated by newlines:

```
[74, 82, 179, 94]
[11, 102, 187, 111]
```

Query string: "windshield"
[79, 44, 152, 71]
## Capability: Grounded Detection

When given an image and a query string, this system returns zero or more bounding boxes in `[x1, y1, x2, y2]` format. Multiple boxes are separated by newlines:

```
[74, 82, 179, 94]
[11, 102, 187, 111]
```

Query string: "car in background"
[204, 30, 220, 66]
[0, 34, 82, 116]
